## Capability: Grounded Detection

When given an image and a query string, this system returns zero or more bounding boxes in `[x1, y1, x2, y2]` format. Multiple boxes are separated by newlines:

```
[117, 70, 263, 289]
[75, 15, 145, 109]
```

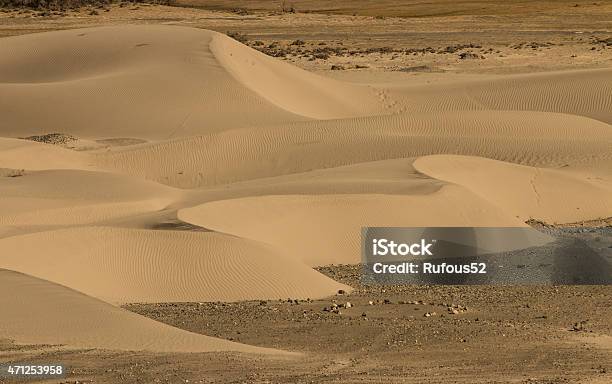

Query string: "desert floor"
[0, 1, 611, 383]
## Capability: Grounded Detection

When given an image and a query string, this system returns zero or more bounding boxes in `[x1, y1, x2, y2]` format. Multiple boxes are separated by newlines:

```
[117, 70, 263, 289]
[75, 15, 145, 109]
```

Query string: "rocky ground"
[119, 228, 611, 384]
[2, 267, 610, 383]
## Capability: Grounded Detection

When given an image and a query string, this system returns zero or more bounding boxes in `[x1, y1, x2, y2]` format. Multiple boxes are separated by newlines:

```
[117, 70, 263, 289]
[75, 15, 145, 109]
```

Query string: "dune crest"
[209, 32, 384, 119]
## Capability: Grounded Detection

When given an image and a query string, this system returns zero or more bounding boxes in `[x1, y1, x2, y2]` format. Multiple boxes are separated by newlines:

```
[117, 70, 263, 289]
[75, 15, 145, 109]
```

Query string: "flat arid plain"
[0, 1, 611, 383]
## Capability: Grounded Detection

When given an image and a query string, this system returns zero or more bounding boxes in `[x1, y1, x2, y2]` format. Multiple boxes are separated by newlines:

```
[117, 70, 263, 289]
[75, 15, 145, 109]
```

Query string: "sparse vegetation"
[168, 0, 606, 18]
[22, 132, 77, 145]
[458, 52, 483, 60]
[0, 168, 25, 178]
[0, 0, 174, 10]
[225, 30, 248, 44]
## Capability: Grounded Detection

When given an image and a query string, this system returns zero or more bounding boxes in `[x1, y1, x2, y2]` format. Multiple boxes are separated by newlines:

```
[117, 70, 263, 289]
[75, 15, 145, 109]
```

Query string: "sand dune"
[0, 169, 178, 229]
[179, 186, 529, 266]
[0, 169, 177, 200]
[0, 269, 284, 354]
[0, 198, 170, 229]
[92, 110, 612, 188]
[209, 30, 383, 119]
[0, 25, 386, 140]
[413, 155, 612, 224]
[0, 138, 90, 170]
[0, 227, 349, 304]
[2, 25, 610, 140]
[390, 68, 612, 124]
[0, 25, 303, 139]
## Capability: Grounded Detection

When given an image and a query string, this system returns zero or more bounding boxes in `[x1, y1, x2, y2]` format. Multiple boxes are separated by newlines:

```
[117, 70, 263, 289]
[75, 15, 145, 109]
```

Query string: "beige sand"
[178, 189, 550, 266]
[413, 155, 612, 224]
[0, 169, 178, 227]
[0, 24, 610, 353]
[0, 269, 286, 354]
[0, 227, 350, 304]
[92, 110, 612, 188]
[0, 26, 384, 139]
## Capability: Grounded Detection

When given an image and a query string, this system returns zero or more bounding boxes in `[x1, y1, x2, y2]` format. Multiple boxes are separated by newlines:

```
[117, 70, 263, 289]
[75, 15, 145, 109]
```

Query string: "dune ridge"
[209, 31, 384, 119]
[91, 110, 612, 188]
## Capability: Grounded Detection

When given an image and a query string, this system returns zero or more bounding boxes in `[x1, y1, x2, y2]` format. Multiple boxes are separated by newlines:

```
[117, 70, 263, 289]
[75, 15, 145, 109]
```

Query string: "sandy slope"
[178, 186, 532, 266]
[0, 227, 349, 304]
[0, 25, 385, 140]
[176, 158, 444, 204]
[209, 31, 383, 119]
[0, 169, 178, 228]
[413, 155, 612, 224]
[0, 269, 285, 354]
[0, 138, 90, 170]
[0, 24, 611, 353]
[91, 110, 612, 188]
[390, 68, 612, 124]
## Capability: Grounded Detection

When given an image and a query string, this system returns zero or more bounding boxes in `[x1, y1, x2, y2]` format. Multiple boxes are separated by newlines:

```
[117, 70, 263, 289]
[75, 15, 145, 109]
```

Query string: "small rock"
[571, 320, 589, 332]
[459, 52, 483, 60]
